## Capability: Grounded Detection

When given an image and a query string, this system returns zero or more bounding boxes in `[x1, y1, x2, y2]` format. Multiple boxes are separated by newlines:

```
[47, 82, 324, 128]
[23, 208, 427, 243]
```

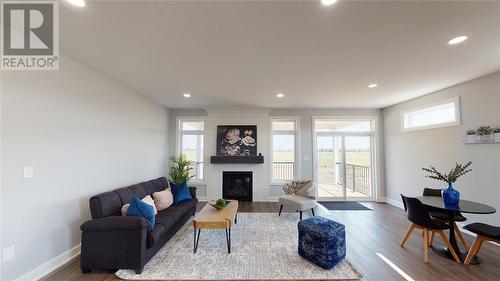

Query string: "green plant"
[475, 126, 493, 136]
[466, 129, 476, 135]
[494, 128, 500, 134]
[168, 154, 194, 185]
[422, 161, 472, 184]
[216, 198, 227, 207]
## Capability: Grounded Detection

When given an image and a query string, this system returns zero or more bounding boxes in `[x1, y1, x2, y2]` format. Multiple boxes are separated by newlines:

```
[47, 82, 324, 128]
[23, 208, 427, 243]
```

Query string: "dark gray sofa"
[80, 177, 197, 274]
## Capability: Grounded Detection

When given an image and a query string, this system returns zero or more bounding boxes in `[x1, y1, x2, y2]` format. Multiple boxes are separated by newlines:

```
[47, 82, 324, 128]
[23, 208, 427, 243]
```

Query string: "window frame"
[176, 117, 206, 183]
[270, 117, 300, 184]
[401, 97, 461, 132]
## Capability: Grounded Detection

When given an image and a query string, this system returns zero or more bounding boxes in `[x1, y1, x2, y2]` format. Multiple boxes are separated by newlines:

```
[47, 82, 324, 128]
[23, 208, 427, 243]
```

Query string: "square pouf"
[298, 216, 346, 269]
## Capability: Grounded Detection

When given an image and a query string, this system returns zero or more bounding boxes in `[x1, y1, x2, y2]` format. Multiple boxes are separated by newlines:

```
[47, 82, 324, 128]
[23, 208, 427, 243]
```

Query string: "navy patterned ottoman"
[298, 216, 346, 269]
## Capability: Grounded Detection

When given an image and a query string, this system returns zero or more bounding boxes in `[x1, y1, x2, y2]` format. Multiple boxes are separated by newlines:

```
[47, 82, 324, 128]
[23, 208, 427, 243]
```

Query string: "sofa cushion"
[148, 178, 167, 193]
[140, 181, 157, 195]
[115, 187, 134, 205]
[89, 191, 122, 218]
[129, 184, 148, 199]
[147, 224, 167, 248]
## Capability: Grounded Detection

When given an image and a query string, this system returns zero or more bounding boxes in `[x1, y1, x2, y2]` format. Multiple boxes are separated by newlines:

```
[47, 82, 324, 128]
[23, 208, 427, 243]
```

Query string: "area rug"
[116, 213, 362, 280]
[319, 202, 372, 211]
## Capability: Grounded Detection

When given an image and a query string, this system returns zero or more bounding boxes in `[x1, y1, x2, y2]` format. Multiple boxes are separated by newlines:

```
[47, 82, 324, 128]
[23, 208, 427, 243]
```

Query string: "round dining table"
[416, 196, 496, 264]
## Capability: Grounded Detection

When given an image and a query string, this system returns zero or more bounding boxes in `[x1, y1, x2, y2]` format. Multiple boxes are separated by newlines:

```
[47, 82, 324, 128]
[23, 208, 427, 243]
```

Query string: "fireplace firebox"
[222, 171, 253, 202]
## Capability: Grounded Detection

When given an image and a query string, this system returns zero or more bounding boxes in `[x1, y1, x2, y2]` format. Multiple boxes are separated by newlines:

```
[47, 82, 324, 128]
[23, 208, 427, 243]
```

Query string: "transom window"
[402, 97, 460, 131]
[178, 119, 204, 181]
[271, 119, 298, 182]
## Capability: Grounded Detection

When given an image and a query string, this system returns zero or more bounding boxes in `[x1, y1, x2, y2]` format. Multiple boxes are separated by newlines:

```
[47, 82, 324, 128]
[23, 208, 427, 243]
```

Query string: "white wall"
[1, 56, 169, 281]
[170, 107, 384, 201]
[383, 71, 500, 225]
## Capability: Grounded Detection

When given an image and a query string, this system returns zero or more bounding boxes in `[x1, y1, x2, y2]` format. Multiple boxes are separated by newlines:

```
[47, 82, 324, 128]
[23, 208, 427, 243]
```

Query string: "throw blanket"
[283, 180, 313, 195]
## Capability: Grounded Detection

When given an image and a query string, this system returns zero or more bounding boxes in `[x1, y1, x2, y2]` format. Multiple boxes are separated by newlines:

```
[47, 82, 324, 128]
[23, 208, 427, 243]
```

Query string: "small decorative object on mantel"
[464, 125, 500, 144]
[208, 198, 230, 210]
[422, 161, 472, 205]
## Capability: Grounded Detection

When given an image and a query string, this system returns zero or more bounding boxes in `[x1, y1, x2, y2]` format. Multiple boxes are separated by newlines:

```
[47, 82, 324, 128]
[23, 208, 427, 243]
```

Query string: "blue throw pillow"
[126, 197, 155, 231]
[170, 181, 192, 204]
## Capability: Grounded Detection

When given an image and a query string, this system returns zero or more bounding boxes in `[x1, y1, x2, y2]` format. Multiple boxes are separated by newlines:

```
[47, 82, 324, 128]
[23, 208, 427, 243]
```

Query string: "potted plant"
[494, 128, 500, 142]
[465, 129, 476, 143]
[169, 154, 194, 202]
[422, 161, 472, 205]
[475, 125, 494, 142]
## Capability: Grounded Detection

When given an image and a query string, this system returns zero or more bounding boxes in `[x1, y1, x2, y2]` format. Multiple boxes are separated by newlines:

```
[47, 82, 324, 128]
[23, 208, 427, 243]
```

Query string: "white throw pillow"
[121, 203, 130, 216]
[152, 188, 174, 211]
[141, 195, 158, 215]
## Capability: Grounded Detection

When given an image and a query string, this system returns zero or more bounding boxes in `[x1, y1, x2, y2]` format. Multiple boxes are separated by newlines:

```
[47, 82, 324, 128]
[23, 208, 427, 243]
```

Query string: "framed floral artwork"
[216, 125, 257, 156]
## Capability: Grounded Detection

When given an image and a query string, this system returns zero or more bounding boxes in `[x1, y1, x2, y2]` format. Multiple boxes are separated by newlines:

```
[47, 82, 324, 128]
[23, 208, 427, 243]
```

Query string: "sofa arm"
[80, 216, 148, 274]
[189, 186, 197, 199]
[81, 216, 148, 232]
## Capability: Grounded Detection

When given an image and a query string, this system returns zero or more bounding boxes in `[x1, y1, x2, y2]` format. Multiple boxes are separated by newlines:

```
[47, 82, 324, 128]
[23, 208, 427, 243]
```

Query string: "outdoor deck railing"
[273, 162, 294, 180]
[337, 163, 371, 196]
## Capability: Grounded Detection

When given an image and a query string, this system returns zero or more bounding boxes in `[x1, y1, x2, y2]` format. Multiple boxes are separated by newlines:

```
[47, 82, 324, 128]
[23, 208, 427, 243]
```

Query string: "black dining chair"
[463, 223, 500, 265]
[400, 195, 461, 263]
[422, 188, 468, 250]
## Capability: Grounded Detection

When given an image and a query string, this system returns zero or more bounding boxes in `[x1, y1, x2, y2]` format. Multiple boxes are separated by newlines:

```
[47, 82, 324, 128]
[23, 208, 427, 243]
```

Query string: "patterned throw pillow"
[283, 180, 313, 195]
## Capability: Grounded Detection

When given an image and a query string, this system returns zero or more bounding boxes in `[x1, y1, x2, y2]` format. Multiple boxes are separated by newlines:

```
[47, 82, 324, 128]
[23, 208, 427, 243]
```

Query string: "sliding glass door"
[314, 119, 375, 201]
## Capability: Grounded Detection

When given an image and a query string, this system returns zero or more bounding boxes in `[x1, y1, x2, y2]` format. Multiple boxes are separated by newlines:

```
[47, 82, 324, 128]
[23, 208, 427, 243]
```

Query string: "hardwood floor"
[42, 202, 500, 281]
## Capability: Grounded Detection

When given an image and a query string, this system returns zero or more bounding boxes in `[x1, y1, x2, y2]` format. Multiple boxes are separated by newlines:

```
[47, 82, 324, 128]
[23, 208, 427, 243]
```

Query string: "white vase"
[465, 135, 476, 143]
[495, 133, 500, 142]
[476, 134, 494, 142]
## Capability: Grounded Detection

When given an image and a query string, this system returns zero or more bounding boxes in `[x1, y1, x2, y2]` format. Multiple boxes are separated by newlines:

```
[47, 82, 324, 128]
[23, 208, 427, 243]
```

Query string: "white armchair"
[278, 180, 317, 220]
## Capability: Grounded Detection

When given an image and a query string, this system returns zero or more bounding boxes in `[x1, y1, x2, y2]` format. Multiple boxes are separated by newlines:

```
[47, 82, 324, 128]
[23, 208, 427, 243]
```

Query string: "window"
[178, 119, 204, 181]
[402, 97, 460, 131]
[271, 119, 298, 182]
[314, 119, 373, 132]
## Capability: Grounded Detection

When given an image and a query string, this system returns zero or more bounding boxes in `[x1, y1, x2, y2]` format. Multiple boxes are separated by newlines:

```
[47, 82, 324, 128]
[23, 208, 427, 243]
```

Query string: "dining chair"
[400, 195, 461, 263]
[463, 223, 500, 265]
[422, 188, 468, 251]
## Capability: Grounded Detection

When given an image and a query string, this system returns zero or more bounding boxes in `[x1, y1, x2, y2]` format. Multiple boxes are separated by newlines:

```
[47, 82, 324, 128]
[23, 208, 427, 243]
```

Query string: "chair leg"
[299, 211, 303, 220]
[437, 230, 461, 263]
[464, 236, 484, 265]
[400, 223, 415, 247]
[454, 223, 468, 250]
[423, 228, 429, 263]
[311, 208, 315, 216]
[429, 231, 435, 247]
[278, 205, 283, 216]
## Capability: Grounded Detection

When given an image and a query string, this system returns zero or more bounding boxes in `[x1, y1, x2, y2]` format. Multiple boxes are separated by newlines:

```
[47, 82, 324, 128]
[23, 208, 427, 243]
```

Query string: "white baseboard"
[383, 197, 404, 209]
[197, 196, 208, 202]
[14, 244, 80, 281]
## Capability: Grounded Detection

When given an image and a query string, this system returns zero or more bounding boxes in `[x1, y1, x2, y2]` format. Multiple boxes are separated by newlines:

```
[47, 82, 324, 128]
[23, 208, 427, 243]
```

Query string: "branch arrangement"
[422, 161, 472, 184]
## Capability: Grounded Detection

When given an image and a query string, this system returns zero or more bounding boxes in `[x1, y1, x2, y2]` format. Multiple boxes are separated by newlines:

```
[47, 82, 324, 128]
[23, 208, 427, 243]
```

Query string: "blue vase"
[442, 183, 460, 205]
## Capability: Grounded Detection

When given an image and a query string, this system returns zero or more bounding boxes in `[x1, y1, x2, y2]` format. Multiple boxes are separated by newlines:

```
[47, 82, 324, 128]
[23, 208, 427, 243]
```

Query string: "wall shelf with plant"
[464, 126, 500, 144]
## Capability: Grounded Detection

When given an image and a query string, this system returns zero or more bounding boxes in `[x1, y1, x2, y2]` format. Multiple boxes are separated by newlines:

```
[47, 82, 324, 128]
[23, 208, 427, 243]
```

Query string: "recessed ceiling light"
[321, 0, 338, 6]
[276, 93, 285, 98]
[448, 35, 468, 45]
[368, 84, 378, 88]
[67, 0, 86, 7]
[183, 93, 191, 98]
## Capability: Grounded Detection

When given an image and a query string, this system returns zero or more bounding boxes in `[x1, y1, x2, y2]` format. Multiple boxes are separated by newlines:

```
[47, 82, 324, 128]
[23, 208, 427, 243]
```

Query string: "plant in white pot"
[465, 129, 476, 143]
[475, 126, 494, 142]
[494, 128, 500, 142]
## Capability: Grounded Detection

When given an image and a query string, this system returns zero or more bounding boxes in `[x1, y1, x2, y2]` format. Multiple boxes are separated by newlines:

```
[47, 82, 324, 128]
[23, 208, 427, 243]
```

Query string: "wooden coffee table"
[193, 200, 238, 254]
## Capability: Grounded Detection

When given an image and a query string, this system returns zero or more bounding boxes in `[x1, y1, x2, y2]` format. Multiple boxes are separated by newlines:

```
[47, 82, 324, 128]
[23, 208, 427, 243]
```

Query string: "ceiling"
[60, 1, 500, 109]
